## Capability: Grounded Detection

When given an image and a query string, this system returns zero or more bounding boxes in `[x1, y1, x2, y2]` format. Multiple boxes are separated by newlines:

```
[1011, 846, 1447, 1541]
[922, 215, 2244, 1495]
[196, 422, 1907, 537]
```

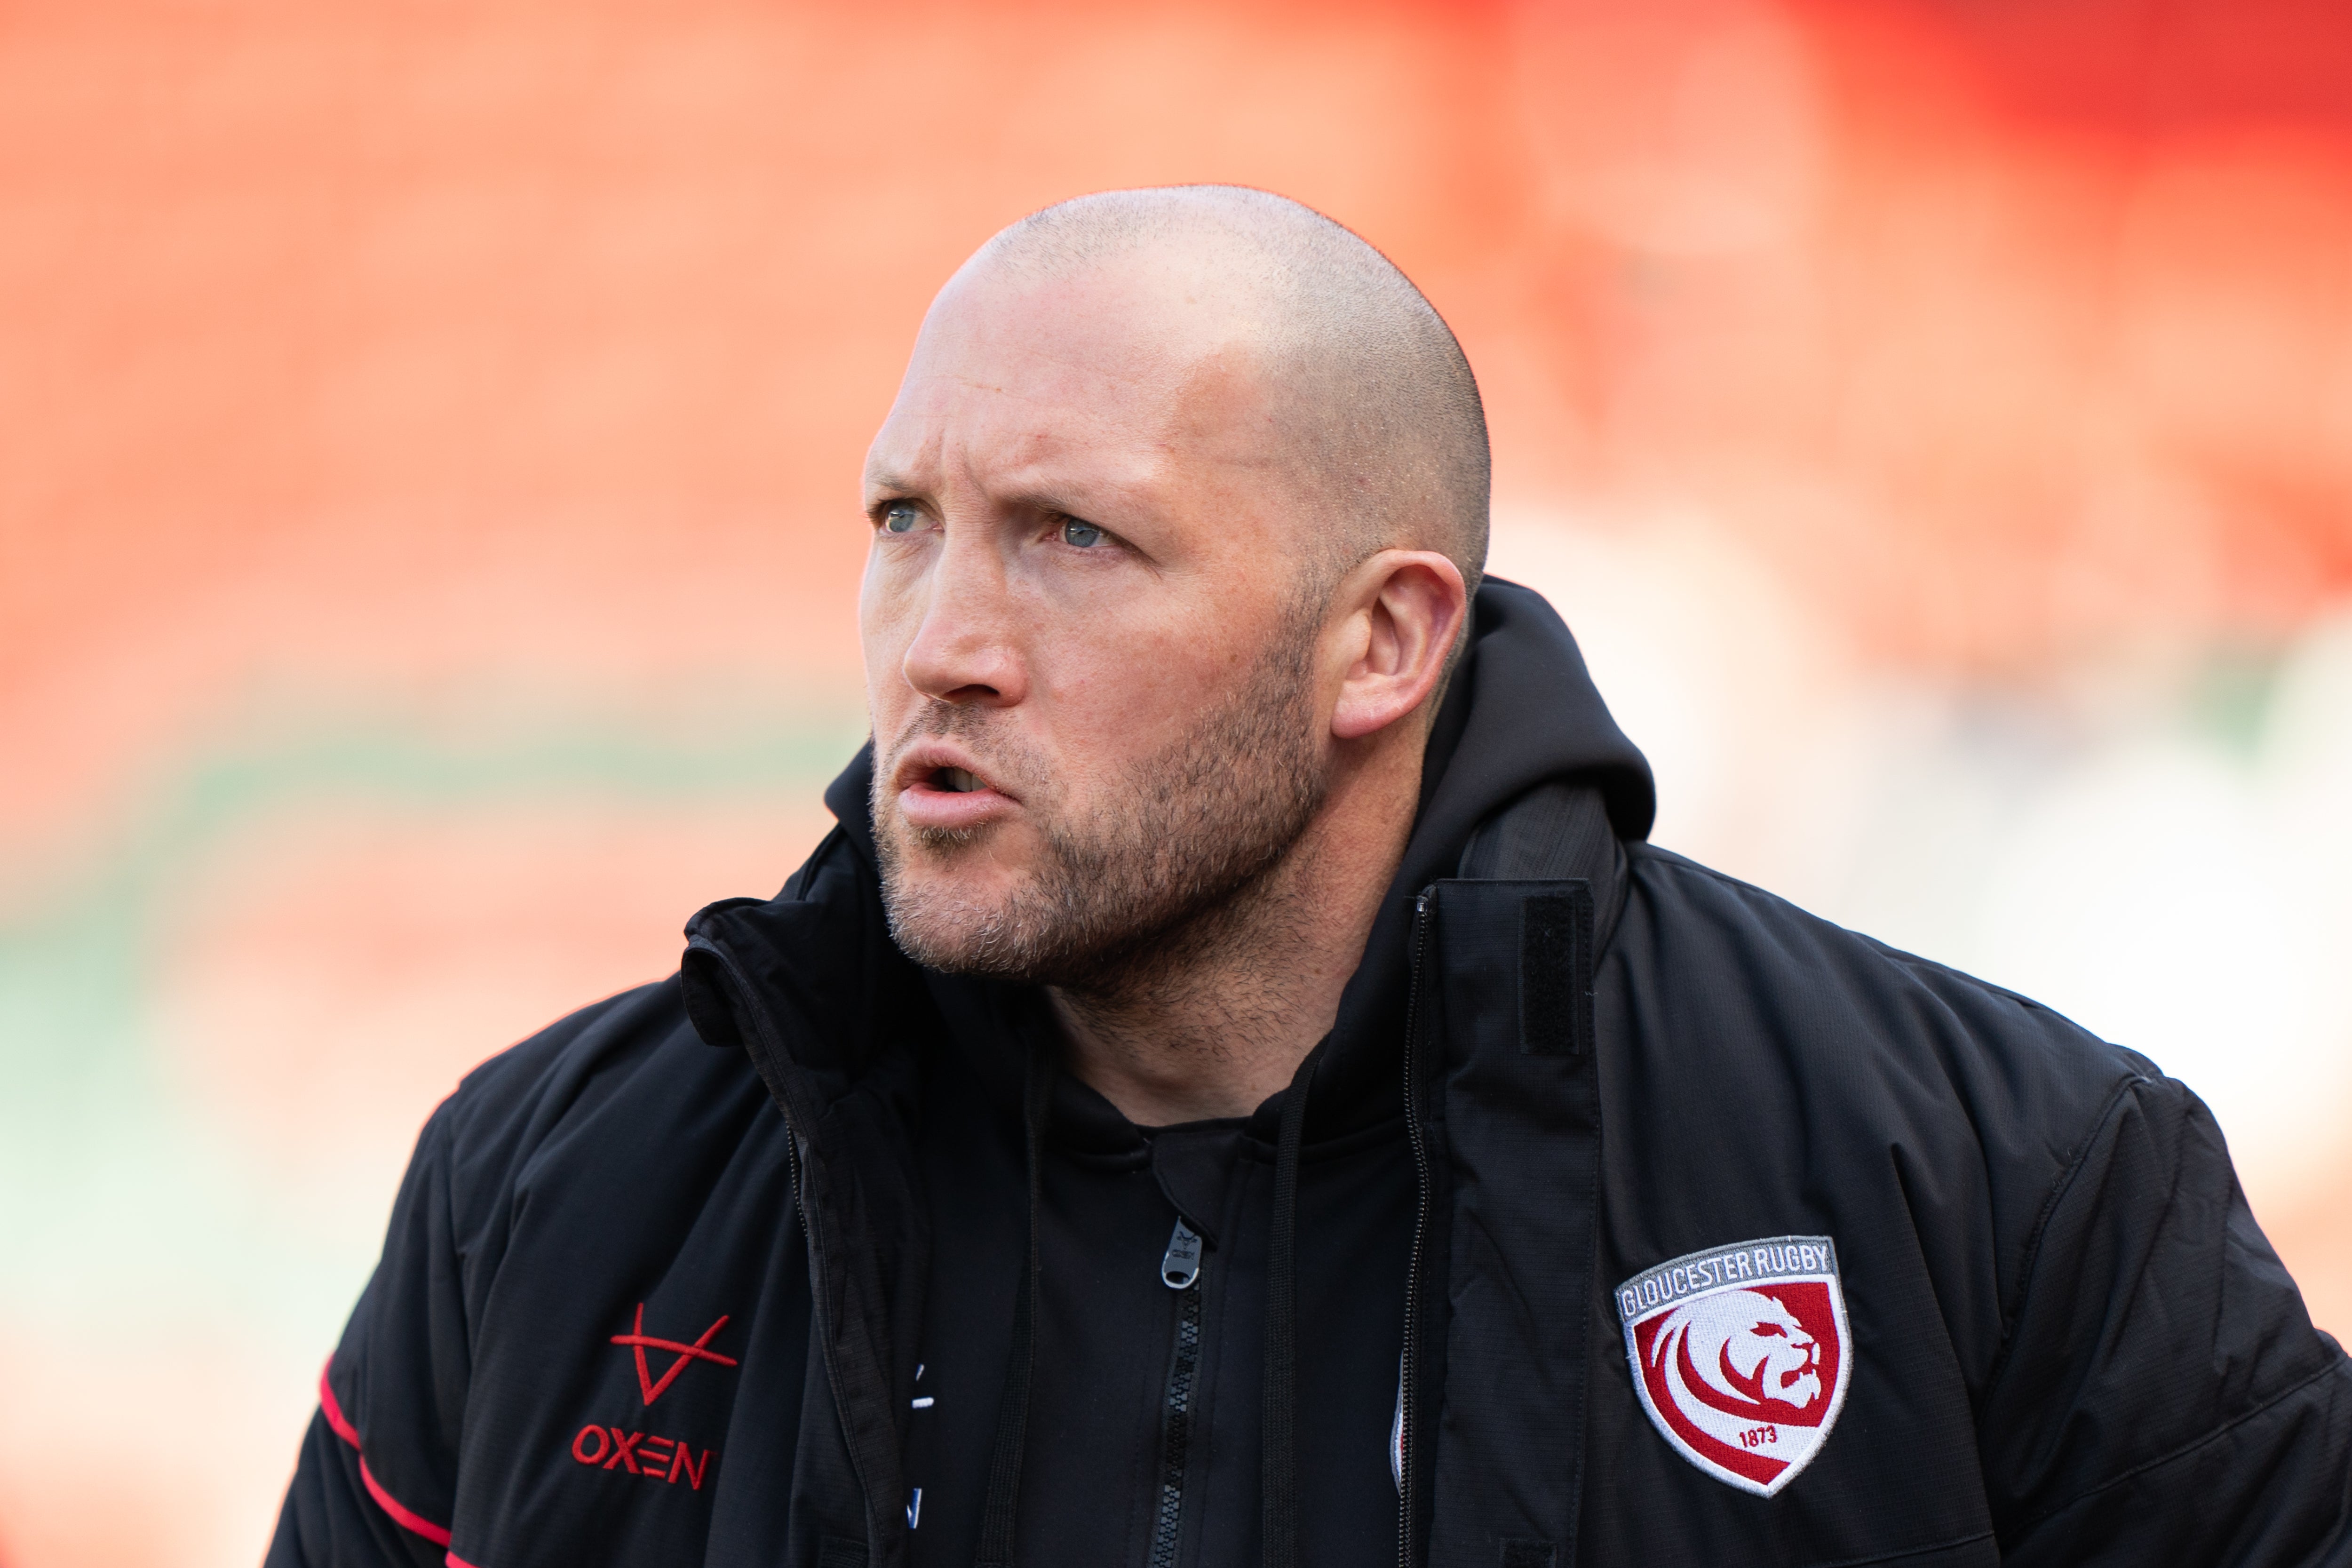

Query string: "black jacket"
[270, 581, 2352, 1568]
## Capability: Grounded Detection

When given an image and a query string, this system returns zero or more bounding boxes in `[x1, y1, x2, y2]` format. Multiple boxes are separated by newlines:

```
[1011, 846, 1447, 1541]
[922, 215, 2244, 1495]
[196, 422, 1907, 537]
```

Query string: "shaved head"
[972, 185, 1489, 605]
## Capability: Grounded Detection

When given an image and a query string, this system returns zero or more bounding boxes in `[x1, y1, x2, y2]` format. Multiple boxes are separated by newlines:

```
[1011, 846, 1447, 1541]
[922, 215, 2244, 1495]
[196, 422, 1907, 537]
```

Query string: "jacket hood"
[1284, 575, 1652, 1135]
[1400, 574, 1654, 860]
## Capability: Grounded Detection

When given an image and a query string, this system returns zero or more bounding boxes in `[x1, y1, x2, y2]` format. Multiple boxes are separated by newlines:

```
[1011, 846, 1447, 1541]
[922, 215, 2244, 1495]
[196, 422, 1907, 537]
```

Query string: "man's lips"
[891, 743, 1018, 832]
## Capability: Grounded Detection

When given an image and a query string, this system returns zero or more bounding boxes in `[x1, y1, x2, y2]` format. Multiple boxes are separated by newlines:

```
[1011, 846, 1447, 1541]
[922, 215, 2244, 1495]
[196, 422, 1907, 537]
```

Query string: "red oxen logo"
[1618, 1237, 1850, 1496]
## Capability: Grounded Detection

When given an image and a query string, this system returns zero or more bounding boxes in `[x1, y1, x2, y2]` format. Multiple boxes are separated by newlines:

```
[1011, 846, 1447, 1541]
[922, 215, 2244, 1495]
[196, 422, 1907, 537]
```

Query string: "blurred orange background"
[3, 2, 2350, 1562]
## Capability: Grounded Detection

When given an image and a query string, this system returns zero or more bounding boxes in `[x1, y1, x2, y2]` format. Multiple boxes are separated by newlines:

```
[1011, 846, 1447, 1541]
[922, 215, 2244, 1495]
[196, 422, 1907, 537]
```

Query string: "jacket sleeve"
[1982, 1070, 2352, 1565]
[267, 1102, 471, 1568]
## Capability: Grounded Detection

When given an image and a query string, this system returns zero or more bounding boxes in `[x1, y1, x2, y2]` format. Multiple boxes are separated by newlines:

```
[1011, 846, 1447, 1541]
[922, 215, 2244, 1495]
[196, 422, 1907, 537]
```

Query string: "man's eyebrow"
[863, 466, 925, 497]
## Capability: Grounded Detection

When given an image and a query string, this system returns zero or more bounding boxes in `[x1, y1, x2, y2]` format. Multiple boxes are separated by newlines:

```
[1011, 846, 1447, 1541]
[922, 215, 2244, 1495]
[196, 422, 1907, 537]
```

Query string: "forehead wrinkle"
[888, 355, 1176, 467]
[879, 372, 1210, 520]
[871, 400, 1176, 524]
[977, 439, 1178, 523]
[863, 413, 947, 494]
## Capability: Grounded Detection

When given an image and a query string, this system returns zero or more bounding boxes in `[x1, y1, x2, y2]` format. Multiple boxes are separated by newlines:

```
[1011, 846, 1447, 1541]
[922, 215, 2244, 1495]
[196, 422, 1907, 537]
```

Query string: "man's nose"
[899, 531, 1027, 707]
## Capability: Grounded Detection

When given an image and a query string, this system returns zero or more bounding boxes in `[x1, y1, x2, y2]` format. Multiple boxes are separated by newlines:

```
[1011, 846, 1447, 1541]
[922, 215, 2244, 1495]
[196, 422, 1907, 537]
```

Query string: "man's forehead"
[868, 266, 1279, 490]
[917, 259, 1250, 390]
[864, 409, 1162, 493]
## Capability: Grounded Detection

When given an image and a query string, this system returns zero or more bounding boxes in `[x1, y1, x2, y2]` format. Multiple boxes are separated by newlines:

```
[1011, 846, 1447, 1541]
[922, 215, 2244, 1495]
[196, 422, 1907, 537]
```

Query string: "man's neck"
[1047, 743, 1420, 1126]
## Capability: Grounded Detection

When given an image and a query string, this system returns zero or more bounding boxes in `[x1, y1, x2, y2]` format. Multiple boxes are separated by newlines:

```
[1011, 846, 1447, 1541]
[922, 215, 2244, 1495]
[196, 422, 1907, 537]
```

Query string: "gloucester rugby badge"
[1616, 1236, 1850, 1496]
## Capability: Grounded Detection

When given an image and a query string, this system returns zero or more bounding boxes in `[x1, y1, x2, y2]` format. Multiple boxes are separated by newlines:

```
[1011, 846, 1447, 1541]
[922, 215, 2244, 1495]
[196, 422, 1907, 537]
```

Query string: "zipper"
[1148, 1217, 1207, 1568]
[1396, 893, 1435, 1568]
[1160, 1217, 1204, 1289]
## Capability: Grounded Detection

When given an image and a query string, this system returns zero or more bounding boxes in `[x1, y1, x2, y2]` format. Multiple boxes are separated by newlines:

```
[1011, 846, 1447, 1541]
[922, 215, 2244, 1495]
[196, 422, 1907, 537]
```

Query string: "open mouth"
[894, 750, 1010, 831]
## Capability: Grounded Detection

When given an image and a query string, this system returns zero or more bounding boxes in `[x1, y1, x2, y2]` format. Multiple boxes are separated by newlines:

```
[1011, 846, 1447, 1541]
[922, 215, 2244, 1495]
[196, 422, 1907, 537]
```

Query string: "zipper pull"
[1160, 1217, 1203, 1289]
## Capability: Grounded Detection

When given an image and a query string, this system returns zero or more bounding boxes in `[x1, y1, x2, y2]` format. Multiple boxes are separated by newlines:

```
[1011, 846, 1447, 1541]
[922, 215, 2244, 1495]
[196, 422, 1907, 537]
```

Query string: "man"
[270, 187, 2351, 1568]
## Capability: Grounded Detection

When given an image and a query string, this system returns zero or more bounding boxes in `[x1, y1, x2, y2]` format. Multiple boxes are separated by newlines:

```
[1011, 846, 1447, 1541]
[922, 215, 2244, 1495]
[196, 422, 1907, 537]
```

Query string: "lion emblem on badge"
[1650, 1289, 1823, 1413]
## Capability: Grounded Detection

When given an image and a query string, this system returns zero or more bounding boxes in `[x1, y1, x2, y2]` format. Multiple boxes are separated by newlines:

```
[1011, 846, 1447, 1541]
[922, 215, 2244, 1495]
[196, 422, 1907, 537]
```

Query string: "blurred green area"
[0, 694, 863, 1355]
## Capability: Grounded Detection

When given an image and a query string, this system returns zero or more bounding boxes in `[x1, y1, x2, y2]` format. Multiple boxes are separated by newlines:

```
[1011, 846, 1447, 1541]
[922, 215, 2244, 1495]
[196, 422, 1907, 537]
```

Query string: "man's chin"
[875, 858, 1042, 972]
[883, 903, 1032, 979]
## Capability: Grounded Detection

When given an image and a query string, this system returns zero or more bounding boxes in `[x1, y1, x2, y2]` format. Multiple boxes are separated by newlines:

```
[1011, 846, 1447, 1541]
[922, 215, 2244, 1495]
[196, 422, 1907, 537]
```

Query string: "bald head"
[967, 185, 1489, 604]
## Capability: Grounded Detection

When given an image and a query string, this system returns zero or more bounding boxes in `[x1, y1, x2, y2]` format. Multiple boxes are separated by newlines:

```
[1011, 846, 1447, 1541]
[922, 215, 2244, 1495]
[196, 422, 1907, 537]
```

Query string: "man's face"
[858, 259, 1338, 983]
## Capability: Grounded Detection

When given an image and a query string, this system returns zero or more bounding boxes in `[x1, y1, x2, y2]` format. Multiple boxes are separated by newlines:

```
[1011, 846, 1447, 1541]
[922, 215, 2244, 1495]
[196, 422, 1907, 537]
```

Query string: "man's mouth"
[893, 748, 1016, 833]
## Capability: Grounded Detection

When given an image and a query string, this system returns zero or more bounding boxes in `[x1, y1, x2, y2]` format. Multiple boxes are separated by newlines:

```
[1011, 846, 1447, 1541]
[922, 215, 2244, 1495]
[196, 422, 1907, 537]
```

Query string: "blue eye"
[882, 503, 922, 534]
[1061, 518, 1104, 549]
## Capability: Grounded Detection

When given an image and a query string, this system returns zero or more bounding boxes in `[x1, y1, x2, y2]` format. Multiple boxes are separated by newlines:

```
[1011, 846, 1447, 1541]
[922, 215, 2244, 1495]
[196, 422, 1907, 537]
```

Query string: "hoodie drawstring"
[1260, 1040, 1322, 1568]
[974, 1034, 1052, 1568]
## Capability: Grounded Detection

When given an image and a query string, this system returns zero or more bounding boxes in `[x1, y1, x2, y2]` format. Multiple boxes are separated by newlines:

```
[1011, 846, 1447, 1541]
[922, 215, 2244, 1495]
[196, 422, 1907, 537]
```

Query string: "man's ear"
[1328, 549, 1468, 742]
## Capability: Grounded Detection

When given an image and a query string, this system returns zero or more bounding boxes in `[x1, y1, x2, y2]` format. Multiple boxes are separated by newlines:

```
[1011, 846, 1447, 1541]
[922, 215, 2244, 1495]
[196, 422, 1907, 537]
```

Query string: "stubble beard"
[873, 608, 1328, 997]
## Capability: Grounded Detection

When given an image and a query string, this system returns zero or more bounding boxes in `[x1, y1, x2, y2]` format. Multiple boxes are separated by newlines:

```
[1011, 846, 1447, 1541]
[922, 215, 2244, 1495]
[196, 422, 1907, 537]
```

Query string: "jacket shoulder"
[1613, 841, 2166, 1333]
[431, 977, 771, 1237]
[1621, 840, 2153, 1109]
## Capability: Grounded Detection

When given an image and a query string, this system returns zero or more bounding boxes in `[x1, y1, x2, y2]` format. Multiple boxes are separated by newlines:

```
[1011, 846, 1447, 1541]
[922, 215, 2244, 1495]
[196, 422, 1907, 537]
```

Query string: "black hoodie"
[270, 581, 2351, 1568]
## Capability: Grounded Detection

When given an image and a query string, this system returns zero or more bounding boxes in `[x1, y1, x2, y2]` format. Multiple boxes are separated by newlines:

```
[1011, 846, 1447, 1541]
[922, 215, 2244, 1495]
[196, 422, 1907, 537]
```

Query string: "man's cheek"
[857, 581, 924, 674]
[1033, 623, 1184, 706]
[867, 688, 910, 742]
